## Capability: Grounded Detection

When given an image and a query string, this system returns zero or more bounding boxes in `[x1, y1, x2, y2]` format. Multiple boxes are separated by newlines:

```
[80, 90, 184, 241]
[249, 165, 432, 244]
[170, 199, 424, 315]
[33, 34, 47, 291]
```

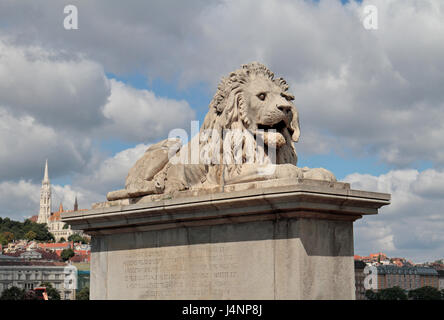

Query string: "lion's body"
[107, 62, 336, 201]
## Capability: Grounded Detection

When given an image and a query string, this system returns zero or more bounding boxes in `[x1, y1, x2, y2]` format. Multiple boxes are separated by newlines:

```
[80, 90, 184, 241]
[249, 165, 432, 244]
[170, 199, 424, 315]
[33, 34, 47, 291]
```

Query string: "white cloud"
[0, 108, 93, 181]
[99, 79, 195, 142]
[51, 184, 104, 213]
[0, 38, 110, 131]
[0, 180, 41, 220]
[73, 143, 149, 194]
[345, 169, 444, 262]
[4, 0, 439, 168]
[0, 39, 195, 182]
[0, 179, 104, 221]
[0, 143, 149, 220]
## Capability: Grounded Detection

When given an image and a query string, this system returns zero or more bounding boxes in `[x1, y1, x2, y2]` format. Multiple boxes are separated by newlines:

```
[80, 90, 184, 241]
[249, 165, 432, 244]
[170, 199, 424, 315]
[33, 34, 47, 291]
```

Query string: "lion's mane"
[198, 62, 298, 180]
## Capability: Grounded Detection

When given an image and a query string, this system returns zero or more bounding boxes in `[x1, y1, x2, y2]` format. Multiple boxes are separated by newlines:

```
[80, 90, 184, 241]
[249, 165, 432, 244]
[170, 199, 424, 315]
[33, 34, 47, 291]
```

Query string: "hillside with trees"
[0, 217, 54, 244]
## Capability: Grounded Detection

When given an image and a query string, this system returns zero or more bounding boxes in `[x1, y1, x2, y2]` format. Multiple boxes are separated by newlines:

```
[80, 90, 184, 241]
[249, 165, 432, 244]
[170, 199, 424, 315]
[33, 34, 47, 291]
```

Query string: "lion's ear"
[290, 106, 300, 142]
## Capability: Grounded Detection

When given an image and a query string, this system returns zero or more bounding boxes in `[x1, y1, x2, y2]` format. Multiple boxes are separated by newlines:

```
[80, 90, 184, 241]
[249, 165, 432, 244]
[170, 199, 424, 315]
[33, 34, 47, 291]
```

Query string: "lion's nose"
[277, 105, 292, 113]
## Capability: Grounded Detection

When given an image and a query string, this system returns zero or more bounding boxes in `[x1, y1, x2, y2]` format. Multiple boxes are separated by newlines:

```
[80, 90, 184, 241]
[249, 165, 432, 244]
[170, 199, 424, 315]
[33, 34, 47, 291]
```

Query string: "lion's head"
[200, 62, 300, 167]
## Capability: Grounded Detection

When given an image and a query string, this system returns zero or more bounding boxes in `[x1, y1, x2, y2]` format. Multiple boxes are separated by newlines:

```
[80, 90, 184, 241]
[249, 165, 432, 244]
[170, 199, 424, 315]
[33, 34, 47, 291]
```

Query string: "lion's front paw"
[274, 164, 304, 179]
[302, 167, 337, 182]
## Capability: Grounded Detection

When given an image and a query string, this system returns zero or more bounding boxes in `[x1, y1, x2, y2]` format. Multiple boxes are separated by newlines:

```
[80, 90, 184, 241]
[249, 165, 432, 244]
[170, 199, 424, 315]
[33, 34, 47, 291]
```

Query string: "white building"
[35, 160, 84, 242]
[363, 265, 439, 292]
[0, 256, 77, 300]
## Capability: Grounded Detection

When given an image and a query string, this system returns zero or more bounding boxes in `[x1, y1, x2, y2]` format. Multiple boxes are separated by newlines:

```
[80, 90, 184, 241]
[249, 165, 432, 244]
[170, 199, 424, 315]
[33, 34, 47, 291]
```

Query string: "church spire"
[43, 159, 49, 183]
[37, 159, 52, 224]
[74, 196, 78, 211]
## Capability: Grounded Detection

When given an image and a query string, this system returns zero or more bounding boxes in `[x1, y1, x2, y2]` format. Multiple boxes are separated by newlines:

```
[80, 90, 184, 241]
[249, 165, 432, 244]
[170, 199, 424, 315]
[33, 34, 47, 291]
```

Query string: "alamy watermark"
[363, 5, 378, 30]
[64, 5, 78, 30]
[163, 121, 283, 177]
[167, 121, 278, 166]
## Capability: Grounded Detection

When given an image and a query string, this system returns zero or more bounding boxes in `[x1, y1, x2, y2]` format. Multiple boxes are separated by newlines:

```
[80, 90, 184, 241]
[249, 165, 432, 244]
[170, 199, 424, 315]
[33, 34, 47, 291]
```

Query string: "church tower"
[37, 160, 52, 224]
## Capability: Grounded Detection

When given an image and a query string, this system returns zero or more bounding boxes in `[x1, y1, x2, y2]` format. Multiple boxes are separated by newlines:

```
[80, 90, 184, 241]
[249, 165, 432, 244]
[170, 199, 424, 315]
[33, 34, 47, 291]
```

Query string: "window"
[24, 283, 34, 290]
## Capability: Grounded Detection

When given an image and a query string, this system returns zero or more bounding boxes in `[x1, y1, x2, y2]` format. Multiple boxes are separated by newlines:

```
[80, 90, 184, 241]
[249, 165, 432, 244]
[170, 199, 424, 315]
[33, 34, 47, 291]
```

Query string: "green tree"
[408, 286, 442, 300]
[2, 231, 14, 243]
[365, 287, 408, 300]
[68, 233, 87, 244]
[60, 237, 66, 242]
[378, 286, 408, 300]
[0, 233, 7, 245]
[61, 248, 75, 261]
[76, 286, 90, 300]
[24, 230, 37, 241]
[0, 286, 25, 300]
[39, 282, 61, 300]
[0, 218, 54, 241]
[365, 289, 379, 300]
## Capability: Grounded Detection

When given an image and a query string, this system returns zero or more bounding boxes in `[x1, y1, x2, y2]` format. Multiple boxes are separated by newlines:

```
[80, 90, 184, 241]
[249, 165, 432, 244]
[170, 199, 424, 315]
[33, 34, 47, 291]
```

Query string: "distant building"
[38, 242, 73, 257]
[33, 160, 86, 242]
[5, 240, 28, 253]
[3, 248, 62, 262]
[0, 257, 77, 300]
[437, 270, 444, 290]
[355, 252, 392, 265]
[354, 260, 366, 300]
[364, 265, 439, 293]
[369, 252, 387, 261]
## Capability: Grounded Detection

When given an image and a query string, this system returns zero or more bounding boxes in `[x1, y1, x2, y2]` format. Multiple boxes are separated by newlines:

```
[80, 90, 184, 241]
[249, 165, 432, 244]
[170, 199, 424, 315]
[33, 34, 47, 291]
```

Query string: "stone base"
[62, 179, 390, 300]
[92, 219, 354, 300]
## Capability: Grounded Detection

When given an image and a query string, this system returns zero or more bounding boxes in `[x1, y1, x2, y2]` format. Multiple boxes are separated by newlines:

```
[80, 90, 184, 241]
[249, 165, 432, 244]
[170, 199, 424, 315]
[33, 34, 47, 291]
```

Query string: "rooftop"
[0, 260, 67, 267]
[375, 265, 438, 276]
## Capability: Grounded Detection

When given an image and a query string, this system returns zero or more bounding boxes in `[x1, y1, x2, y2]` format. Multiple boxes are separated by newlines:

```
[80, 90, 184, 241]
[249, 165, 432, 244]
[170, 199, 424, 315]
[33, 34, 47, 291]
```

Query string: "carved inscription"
[121, 245, 241, 299]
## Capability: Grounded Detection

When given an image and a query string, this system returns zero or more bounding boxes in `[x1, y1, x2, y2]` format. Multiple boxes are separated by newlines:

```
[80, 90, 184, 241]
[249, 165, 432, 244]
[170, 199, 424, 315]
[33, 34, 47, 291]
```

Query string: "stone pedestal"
[62, 179, 390, 300]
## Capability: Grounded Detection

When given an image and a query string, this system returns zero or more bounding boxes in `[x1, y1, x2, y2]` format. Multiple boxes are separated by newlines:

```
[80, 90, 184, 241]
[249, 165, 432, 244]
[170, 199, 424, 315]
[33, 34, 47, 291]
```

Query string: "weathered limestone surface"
[91, 220, 354, 300]
[62, 179, 390, 300]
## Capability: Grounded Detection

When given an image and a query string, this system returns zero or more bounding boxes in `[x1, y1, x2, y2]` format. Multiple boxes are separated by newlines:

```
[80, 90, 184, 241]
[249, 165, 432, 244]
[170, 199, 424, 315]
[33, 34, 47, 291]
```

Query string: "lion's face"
[241, 76, 300, 147]
[203, 62, 301, 166]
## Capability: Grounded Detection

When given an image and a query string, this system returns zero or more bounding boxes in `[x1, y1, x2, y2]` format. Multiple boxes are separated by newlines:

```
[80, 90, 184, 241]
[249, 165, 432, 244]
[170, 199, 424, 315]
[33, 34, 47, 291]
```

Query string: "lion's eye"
[257, 93, 266, 101]
[282, 93, 294, 101]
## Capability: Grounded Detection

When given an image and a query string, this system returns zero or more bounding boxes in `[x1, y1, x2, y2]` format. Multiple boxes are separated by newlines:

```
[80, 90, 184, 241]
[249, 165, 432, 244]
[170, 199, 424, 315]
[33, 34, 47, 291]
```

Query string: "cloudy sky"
[0, 0, 443, 262]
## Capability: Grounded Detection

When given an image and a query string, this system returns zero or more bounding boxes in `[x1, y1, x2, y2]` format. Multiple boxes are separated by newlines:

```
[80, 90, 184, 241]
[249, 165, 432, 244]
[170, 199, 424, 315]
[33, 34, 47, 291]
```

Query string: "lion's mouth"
[253, 120, 291, 148]
[257, 120, 287, 133]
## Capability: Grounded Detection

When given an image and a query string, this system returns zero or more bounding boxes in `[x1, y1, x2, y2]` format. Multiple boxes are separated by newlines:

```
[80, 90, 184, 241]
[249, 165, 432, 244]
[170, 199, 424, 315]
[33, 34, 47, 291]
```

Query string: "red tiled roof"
[74, 250, 90, 255]
[2, 249, 63, 262]
[38, 242, 72, 250]
[0, 260, 66, 267]
[70, 254, 90, 263]
[49, 211, 61, 222]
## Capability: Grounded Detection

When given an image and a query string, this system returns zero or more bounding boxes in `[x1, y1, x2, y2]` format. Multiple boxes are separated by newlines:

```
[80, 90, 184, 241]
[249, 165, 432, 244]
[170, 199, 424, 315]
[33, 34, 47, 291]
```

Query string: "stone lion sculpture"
[107, 62, 335, 201]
